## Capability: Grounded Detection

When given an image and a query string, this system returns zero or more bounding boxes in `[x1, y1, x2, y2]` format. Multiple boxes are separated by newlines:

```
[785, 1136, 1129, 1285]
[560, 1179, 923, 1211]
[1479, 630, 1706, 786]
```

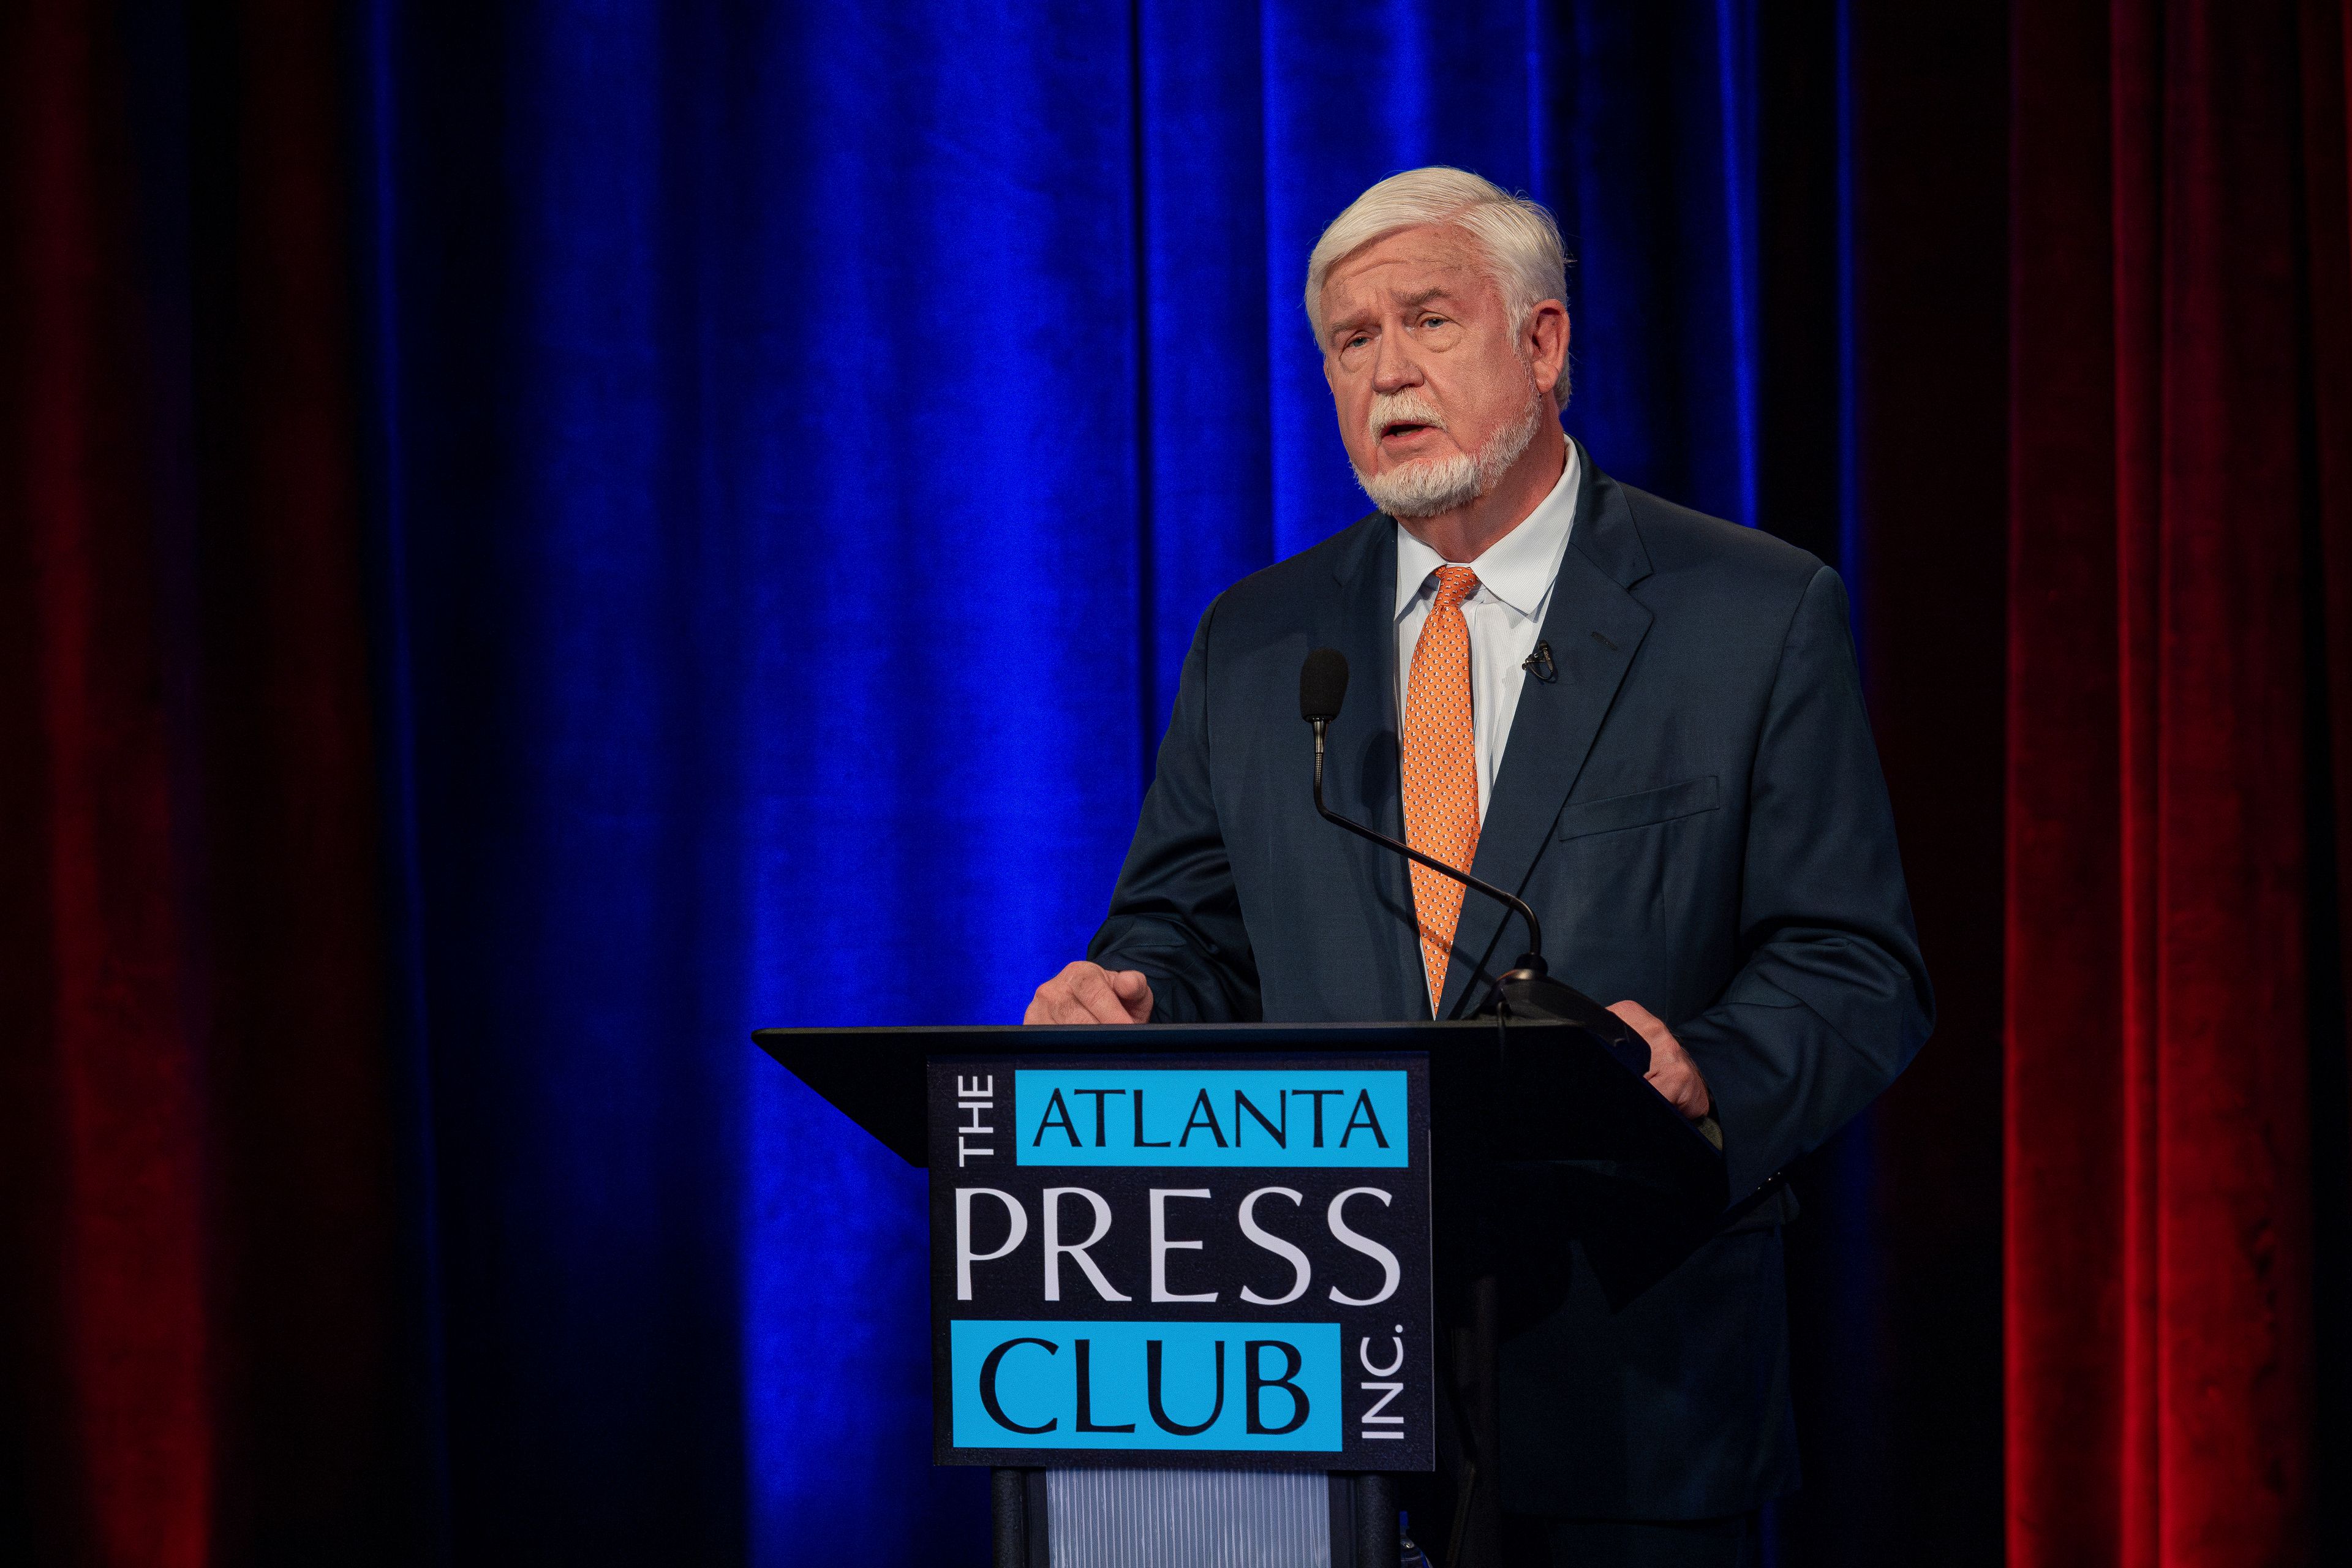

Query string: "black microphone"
[1301, 647, 1647, 1037]
[1298, 647, 1545, 978]
[1300, 646, 1349, 725]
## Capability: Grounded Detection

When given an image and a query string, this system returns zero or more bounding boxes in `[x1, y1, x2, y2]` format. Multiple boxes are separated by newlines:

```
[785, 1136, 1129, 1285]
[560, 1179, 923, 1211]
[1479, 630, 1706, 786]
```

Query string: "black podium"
[755, 1018, 1726, 1568]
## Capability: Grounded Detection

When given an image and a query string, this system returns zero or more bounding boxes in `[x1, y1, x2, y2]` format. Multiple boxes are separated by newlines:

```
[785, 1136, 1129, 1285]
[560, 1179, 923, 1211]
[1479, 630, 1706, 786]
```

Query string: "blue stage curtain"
[341, 2, 2003, 1564]
[75, 0, 2352, 1561]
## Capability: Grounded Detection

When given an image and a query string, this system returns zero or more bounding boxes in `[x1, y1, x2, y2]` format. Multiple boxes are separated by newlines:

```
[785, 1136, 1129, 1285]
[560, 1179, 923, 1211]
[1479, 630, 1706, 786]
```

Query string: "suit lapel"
[1438, 454, 1654, 1016]
[1320, 516, 1427, 1008]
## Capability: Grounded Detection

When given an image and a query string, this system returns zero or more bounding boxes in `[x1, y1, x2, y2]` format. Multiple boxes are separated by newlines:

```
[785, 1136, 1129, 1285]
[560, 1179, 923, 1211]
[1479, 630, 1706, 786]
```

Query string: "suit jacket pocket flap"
[1555, 775, 1721, 840]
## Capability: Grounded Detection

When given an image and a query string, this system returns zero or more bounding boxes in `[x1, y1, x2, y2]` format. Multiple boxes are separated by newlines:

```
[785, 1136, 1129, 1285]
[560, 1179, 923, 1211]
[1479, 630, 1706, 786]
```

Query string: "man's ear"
[1526, 300, 1570, 398]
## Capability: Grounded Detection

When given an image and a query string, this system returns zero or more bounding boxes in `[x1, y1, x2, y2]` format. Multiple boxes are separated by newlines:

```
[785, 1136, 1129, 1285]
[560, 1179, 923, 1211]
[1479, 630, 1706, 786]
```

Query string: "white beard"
[1352, 382, 1548, 521]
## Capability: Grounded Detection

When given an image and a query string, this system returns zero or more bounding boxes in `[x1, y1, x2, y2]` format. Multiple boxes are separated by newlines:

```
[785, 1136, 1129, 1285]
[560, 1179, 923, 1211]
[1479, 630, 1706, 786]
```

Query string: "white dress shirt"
[1393, 444, 1582, 821]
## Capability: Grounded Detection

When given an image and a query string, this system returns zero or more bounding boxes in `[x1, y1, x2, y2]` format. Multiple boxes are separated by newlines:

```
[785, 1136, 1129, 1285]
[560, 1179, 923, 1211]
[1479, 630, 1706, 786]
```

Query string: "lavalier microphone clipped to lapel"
[1523, 640, 1558, 682]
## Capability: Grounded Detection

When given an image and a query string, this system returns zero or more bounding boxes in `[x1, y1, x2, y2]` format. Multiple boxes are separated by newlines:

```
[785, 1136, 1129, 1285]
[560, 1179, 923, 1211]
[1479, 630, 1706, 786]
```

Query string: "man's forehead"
[1320, 225, 1490, 318]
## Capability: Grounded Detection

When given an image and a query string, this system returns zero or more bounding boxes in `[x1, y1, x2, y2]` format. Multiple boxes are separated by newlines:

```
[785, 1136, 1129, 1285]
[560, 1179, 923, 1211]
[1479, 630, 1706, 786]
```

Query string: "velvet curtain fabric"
[2007, 2, 2352, 1564]
[2, 9, 215, 1560]
[1, 4, 417, 1564]
[2, 1, 2345, 1565]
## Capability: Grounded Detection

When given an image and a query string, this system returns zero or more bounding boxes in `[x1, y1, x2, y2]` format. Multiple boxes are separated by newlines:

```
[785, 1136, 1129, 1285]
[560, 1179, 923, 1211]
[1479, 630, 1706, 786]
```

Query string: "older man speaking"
[1028, 168, 1932, 1568]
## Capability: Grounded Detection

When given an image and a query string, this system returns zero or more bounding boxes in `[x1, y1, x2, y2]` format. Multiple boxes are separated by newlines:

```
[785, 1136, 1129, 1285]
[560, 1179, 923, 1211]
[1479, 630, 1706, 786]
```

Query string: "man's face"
[1316, 224, 1566, 516]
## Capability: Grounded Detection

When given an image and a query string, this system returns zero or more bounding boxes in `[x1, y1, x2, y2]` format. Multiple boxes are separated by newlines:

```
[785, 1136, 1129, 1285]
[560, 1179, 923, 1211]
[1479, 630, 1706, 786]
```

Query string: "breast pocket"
[1555, 775, 1721, 840]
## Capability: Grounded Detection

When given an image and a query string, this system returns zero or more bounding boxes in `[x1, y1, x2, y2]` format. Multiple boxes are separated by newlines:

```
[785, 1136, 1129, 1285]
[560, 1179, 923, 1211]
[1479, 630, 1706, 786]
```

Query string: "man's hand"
[1025, 962, 1154, 1025]
[1607, 999, 1713, 1121]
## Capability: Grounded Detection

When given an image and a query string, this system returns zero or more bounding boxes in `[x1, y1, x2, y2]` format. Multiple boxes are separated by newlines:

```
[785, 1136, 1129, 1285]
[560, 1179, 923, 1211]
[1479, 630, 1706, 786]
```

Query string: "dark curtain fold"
[1791, 9, 2011, 1562]
[1, 6, 213, 1561]
[2302, 13, 2352, 1559]
[2007, 1, 2351, 1564]
[2, 1, 420, 1563]
[1, 1, 2343, 1565]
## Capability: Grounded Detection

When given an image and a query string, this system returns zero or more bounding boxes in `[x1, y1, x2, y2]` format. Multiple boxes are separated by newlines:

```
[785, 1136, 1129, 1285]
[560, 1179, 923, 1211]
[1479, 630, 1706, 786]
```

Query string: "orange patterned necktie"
[1401, 565, 1482, 1014]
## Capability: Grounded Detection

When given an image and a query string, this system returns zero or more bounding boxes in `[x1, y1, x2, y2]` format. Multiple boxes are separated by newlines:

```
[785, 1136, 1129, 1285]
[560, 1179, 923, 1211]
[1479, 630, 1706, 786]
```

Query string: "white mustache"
[1352, 381, 1547, 521]
[1366, 392, 1447, 444]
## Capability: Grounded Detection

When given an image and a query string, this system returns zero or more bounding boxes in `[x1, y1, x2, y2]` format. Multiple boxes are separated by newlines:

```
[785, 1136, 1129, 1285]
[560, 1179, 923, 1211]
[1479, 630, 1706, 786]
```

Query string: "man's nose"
[1370, 331, 1425, 392]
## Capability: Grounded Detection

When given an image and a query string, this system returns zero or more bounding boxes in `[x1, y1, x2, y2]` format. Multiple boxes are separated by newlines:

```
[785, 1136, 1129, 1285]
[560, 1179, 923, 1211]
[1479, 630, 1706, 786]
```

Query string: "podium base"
[990, 1468, 1398, 1568]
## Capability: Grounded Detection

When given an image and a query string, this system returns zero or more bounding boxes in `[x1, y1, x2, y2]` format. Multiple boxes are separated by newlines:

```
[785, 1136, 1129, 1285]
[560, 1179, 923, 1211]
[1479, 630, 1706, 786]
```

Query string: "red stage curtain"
[1, 5, 213, 1561]
[7, 1, 2346, 1561]
[0, 2, 418, 1561]
[2007, 2, 2350, 1563]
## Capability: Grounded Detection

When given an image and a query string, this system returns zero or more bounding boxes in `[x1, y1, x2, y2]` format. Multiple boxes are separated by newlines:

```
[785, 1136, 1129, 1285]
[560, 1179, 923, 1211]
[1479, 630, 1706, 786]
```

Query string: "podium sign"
[929, 1052, 1434, 1471]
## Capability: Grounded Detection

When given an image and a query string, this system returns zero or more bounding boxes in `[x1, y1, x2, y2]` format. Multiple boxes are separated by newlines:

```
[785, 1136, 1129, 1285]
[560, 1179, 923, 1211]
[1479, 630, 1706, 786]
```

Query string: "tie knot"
[1433, 565, 1480, 611]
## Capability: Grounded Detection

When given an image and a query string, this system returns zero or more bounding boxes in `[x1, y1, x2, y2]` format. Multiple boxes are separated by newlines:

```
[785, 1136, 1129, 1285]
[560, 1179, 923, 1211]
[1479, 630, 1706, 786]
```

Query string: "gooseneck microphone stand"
[1298, 647, 1641, 1044]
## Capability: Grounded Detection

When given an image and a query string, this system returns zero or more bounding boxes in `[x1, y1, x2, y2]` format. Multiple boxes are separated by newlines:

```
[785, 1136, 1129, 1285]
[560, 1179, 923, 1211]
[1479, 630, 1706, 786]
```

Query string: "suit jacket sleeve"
[1673, 565, 1936, 1200]
[1085, 598, 1262, 1022]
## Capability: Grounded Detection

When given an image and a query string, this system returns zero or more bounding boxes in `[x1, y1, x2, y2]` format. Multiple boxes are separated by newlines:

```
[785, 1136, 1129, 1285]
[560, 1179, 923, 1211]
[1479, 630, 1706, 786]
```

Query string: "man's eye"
[1346, 334, 1370, 350]
[1420, 315, 1447, 329]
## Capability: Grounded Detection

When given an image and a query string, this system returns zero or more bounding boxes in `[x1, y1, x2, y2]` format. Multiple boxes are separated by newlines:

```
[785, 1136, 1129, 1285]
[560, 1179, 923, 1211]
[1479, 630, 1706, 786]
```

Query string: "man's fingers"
[1023, 985, 1085, 1025]
[1608, 1000, 1662, 1072]
[1106, 969, 1155, 1022]
[1607, 998, 1669, 1044]
[1025, 962, 1152, 1025]
[1030, 989, 1110, 1025]
[1063, 963, 1139, 1025]
[1021, 966, 1155, 1025]
[1613, 999, 1713, 1121]
[1644, 1064, 1706, 1118]
[1008, 966, 1145, 1027]
[1646, 1063, 1713, 1120]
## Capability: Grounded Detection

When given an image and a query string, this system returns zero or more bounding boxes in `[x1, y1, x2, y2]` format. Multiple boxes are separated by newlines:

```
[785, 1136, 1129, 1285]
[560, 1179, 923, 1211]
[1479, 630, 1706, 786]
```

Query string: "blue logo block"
[1015, 1070, 1408, 1168]
[949, 1320, 1343, 1452]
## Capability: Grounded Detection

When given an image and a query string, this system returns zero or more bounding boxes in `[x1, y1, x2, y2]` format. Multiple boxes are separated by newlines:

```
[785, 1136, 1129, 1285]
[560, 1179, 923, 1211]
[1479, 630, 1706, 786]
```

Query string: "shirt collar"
[1392, 441, 1583, 620]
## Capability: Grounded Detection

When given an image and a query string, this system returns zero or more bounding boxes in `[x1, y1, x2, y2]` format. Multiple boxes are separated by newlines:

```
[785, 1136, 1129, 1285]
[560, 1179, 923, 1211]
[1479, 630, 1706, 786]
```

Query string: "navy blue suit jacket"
[1087, 449, 1933, 1518]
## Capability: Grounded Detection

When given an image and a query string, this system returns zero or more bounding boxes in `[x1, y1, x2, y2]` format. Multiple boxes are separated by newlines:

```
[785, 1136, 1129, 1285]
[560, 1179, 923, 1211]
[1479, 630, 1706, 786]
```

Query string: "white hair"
[1305, 167, 1572, 408]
